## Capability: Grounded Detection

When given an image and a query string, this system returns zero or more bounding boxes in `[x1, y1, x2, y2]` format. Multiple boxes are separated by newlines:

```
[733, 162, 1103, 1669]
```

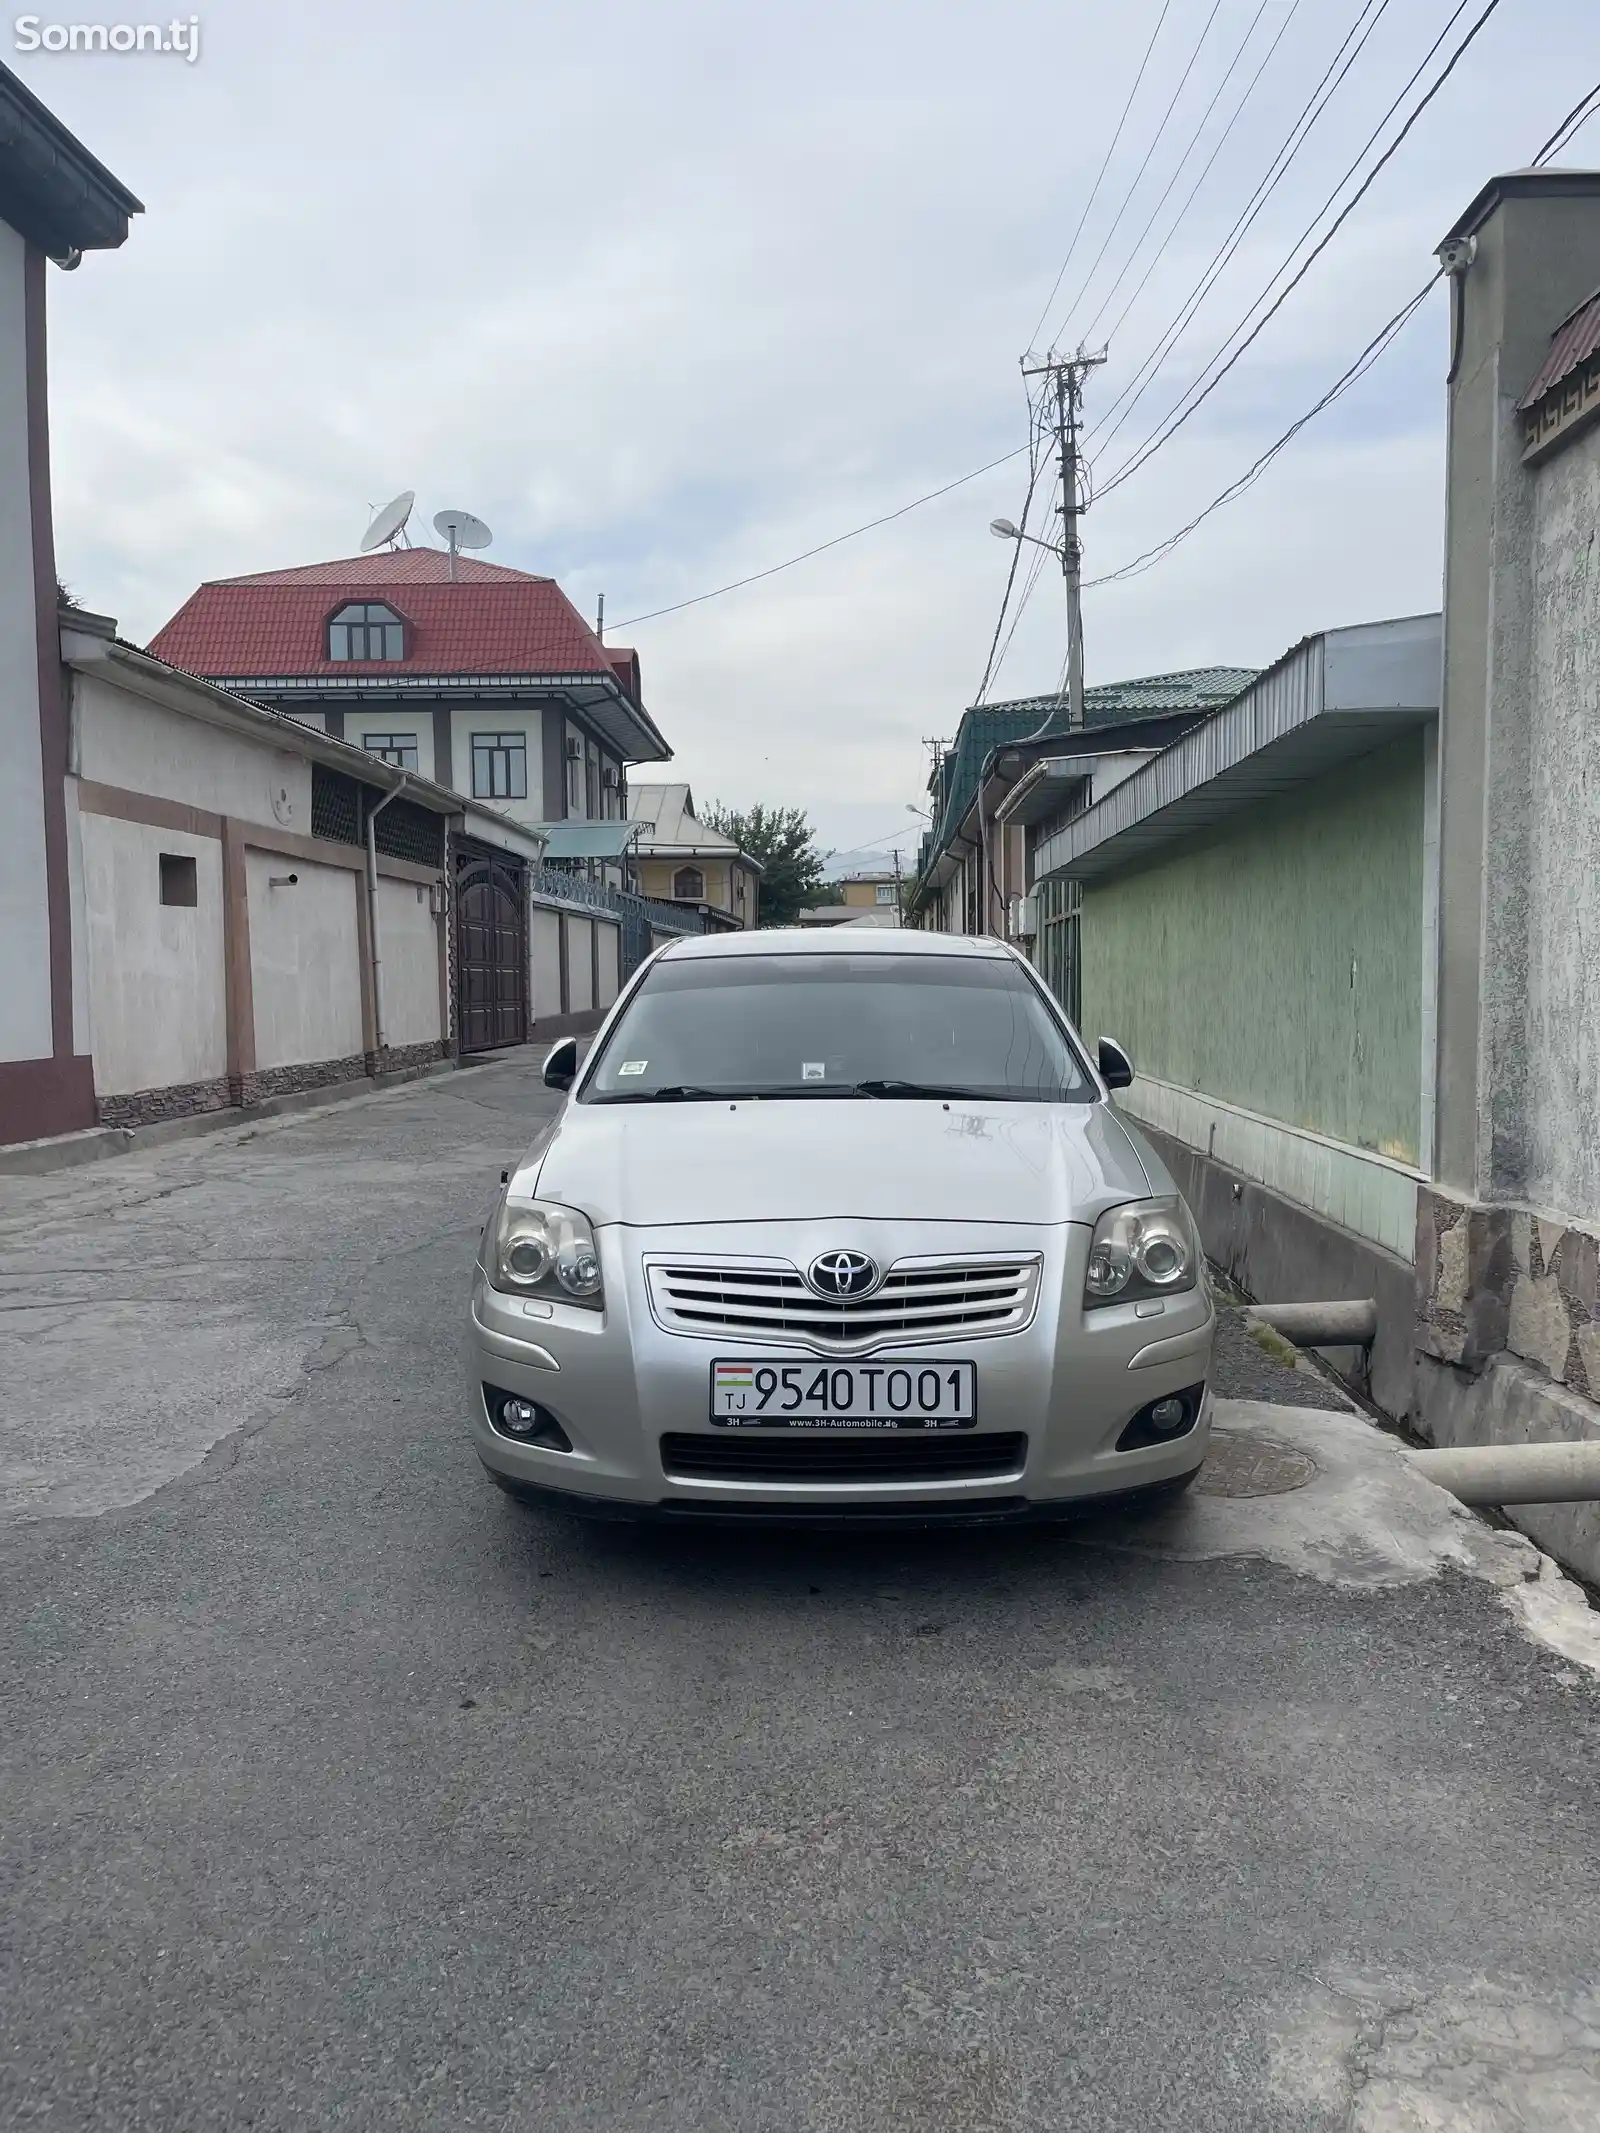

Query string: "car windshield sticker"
[617, 1060, 648, 1077]
[802, 1061, 826, 1080]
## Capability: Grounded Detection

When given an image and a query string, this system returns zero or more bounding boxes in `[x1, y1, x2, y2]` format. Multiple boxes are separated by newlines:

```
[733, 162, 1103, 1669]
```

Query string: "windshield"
[582, 952, 1093, 1102]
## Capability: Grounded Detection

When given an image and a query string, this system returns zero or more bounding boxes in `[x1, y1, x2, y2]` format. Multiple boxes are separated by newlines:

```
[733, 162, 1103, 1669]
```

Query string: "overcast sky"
[15, 0, 1598, 856]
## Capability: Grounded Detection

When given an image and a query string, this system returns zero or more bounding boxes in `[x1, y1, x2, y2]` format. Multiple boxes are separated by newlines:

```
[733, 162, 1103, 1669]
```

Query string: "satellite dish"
[432, 508, 492, 551]
[360, 490, 414, 552]
[433, 507, 493, 581]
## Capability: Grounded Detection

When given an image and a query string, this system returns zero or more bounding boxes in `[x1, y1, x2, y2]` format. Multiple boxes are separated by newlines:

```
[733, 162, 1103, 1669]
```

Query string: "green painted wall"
[1080, 733, 1424, 1163]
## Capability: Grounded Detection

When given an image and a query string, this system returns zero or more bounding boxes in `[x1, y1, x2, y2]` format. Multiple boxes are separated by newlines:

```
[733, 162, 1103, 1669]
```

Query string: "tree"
[700, 802, 841, 927]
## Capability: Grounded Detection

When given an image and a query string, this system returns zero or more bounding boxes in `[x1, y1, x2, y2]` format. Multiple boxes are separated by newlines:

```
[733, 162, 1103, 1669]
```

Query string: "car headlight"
[489, 1197, 604, 1309]
[1083, 1197, 1198, 1308]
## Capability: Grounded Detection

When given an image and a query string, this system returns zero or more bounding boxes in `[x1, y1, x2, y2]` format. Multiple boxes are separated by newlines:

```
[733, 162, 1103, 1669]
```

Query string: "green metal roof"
[918, 666, 1257, 882]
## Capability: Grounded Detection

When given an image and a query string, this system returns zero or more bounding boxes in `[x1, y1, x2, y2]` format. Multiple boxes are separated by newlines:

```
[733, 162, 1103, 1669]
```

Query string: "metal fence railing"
[529, 865, 707, 977]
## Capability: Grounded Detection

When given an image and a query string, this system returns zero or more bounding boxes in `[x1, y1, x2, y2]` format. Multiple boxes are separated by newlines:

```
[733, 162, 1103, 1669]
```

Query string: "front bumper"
[468, 1218, 1215, 1517]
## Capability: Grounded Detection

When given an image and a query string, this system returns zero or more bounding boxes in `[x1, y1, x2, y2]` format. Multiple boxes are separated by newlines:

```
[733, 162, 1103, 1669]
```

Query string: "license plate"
[709, 1358, 977, 1429]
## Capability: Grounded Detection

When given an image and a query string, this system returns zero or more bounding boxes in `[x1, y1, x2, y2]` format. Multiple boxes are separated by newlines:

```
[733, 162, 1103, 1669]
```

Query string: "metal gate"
[455, 854, 528, 1054]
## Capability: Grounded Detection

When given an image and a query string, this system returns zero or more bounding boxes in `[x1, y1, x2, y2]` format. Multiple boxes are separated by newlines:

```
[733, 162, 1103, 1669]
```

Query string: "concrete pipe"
[1403, 1439, 1600, 1506]
[1245, 1299, 1378, 1349]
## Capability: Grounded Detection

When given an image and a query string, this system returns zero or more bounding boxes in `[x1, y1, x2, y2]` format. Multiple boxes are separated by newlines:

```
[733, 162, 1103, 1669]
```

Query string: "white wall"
[374, 876, 442, 1048]
[79, 812, 227, 1095]
[530, 906, 562, 1019]
[596, 919, 620, 1009]
[246, 849, 364, 1069]
[0, 219, 52, 1065]
[78, 676, 313, 833]
[565, 914, 594, 1013]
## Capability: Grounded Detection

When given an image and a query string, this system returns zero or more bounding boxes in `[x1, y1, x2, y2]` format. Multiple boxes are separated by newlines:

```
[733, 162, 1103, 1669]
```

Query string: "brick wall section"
[1417, 1183, 1600, 1398]
[366, 1040, 450, 1077]
[235, 1055, 369, 1107]
[97, 1076, 234, 1129]
[95, 1042, 450, 1128]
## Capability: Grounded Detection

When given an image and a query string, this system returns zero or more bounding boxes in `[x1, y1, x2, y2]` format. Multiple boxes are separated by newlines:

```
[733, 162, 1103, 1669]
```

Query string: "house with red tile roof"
[148, 549, 672, 838]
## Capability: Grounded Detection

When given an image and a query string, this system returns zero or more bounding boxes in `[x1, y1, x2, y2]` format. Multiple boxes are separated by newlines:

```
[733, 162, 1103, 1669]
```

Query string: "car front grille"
[660, 1431, 1028, 1484]
[645, 1256, 1041, 1352]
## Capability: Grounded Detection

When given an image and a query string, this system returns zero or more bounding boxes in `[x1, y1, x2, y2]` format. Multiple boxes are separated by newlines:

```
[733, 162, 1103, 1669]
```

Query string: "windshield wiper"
[592, 1083, 727, 1104]
[853, 1078, 993, 1100]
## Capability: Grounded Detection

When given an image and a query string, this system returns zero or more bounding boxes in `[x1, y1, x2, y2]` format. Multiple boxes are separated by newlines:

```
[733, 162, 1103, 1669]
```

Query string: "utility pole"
[1020, 346, 1106, 728]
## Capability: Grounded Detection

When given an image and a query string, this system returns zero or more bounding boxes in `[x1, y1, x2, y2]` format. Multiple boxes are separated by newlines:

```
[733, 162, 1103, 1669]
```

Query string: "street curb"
[0, 1055, 503, 1179]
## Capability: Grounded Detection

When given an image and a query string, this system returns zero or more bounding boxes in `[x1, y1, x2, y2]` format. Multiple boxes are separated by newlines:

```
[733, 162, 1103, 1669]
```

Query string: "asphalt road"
[3, 1058, 1600, 2133]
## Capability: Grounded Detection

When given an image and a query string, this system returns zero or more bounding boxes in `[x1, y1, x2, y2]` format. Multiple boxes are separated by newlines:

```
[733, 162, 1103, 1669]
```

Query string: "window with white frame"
[875, 883, 896, 904]
[472, 732, 528, 801]
[363, 731, 418, 770]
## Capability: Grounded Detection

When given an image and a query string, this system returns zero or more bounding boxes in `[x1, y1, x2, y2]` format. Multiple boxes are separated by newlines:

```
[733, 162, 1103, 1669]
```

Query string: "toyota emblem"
[807, 1249, 880, 1299]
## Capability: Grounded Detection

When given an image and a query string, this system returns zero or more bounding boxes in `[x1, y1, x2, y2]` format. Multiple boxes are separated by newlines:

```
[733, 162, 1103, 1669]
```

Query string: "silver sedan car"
[468, 929, 1215, 1524]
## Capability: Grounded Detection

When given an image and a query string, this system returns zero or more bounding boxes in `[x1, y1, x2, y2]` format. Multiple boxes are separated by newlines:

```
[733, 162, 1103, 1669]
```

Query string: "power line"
[1534, 81, 1600, 163]
[1085, 0, 1396, 459]
[1077, 65, 1600, 596]
[1074, 0, 1279, 349]
[974, 401, 1050, 705]
[1047, 0, 1231, 351]
[610, 440, 1030, 629]
[988, 541, 1053, 692]
[1096, 0, 1307, 355]
[1085, 276, 1438, 588]
[1026, 0, 1176, 352]
[1099, 0, 1504, 498]
[615, 36, 1577, 646]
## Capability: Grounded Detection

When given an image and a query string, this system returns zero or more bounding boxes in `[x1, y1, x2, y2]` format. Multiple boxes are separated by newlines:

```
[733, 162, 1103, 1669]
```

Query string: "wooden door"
[455, 859, 527, 1053]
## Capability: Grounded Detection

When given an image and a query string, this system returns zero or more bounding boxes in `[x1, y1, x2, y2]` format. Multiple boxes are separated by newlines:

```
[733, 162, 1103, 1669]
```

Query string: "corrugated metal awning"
[1033, 614, 1441, 884]
[1519, 286, 1600, 409]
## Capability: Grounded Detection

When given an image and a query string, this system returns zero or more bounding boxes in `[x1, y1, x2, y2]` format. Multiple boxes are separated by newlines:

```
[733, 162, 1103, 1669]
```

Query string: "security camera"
[1436, 234, 1477, 276]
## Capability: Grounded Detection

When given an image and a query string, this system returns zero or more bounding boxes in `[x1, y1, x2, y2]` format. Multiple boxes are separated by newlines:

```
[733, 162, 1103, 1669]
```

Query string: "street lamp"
[990, 518, 1064, 558]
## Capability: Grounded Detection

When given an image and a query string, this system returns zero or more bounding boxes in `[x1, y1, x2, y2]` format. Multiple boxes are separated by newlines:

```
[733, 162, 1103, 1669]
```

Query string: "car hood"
[514, 1098, 1153, 1229]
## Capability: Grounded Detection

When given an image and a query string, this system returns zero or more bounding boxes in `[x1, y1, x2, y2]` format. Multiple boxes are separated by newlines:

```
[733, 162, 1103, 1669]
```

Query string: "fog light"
[1115, 1383, 1206, 1454]
[485, 1386, 575, 1453]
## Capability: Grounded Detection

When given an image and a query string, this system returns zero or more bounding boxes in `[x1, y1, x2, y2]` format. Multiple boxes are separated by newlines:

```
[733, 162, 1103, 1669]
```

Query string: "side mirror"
[1097, 1036, 1134, 1091]
[542, 1037, 578, 1091]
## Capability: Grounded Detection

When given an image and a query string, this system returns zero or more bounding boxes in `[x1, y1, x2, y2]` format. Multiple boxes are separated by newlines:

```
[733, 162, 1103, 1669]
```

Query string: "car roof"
[656, 928, 1016, 962]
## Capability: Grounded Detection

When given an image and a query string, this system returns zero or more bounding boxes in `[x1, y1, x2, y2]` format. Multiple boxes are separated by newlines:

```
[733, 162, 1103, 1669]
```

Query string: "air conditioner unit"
[565, 737, 582, 759]
[1008, 893, 1038, 940]
[602, 765, 620, 789]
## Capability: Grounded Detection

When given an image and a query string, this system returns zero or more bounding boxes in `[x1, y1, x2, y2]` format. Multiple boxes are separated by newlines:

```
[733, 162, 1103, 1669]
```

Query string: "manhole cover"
[1194, 1429, 1319, 1498]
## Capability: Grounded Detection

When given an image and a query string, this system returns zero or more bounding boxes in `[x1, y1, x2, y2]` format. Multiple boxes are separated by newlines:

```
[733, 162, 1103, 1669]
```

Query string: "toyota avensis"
[468, 929, 1215, 1523]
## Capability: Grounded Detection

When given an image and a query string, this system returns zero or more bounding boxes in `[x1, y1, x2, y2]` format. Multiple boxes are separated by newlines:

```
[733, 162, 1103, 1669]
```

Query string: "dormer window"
[327, 603, 405, 661]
